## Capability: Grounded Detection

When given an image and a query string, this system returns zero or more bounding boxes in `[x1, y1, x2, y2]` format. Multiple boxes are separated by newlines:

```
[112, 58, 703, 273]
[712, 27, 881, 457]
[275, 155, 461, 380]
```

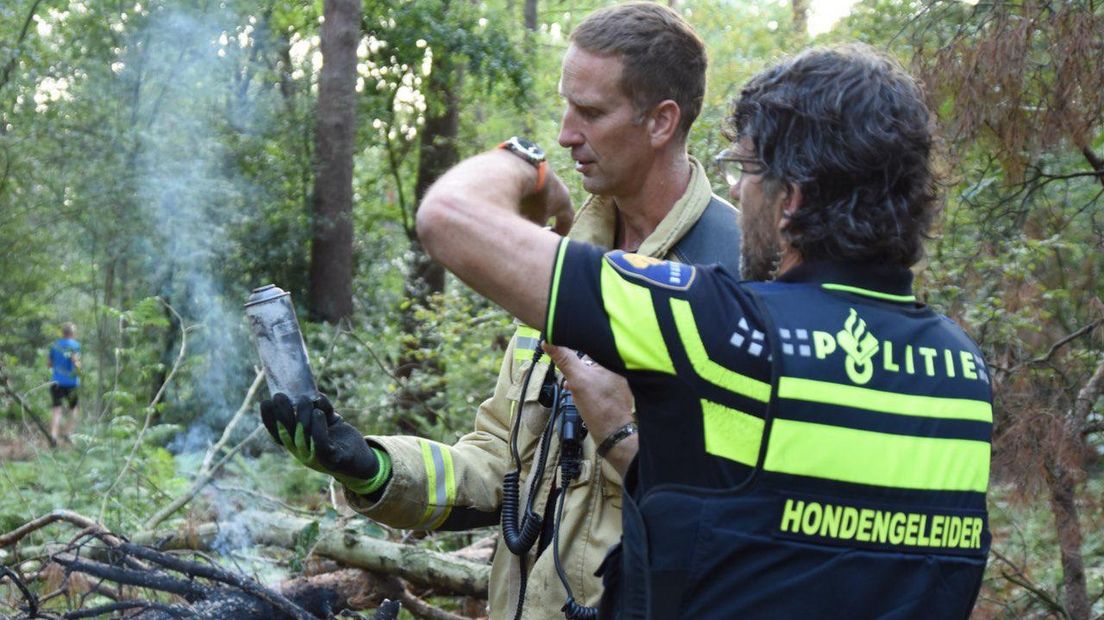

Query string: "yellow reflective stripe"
[514, 326, 541, 363]
[701, 400, 763, 466]
[599, 260, 674, 373]
[441, 446, 456, 511]
[515, 348, 537, 363]
[418, 441, 437, 527]
[821, 283, 916, 303]
[778, 376, 992, 423]
[417, 440, 455, 529]
[545, 239, 569, 342]
[764, 419, 990, 492]
[670, 299, 771, 402]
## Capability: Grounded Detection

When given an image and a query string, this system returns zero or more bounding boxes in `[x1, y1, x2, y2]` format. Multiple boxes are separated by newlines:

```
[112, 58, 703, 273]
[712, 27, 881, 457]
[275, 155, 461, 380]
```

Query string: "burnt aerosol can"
[244, 284, 319, 403]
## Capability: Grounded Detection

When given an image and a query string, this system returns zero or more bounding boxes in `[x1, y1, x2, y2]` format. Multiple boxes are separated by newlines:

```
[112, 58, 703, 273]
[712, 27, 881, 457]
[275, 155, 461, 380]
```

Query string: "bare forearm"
[417, 150, 569, 330]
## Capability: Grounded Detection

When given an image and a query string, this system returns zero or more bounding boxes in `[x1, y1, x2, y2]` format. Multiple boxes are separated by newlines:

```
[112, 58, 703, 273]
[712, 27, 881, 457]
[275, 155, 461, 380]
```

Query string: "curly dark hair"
[725, 44, 939, 267]
[572, 2, 707, 139]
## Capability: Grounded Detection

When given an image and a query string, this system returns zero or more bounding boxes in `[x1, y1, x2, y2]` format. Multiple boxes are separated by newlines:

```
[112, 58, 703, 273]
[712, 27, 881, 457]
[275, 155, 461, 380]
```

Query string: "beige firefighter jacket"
[346, 158, 735, 619]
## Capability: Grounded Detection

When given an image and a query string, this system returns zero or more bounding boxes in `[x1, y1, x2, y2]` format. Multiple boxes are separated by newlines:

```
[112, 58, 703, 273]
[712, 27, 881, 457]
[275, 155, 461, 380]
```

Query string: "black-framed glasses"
[713, 150, 765, 185]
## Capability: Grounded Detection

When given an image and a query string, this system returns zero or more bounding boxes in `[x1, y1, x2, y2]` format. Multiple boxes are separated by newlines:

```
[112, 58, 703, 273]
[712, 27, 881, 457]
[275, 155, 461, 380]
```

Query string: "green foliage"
[0, 426, 187, 535]
[228, 451, 336, 506]
[688, 0, 798, 192]
[979, 475, 1104, 618]
[290, 519, 321, 572]
[300, 280, 513, 442]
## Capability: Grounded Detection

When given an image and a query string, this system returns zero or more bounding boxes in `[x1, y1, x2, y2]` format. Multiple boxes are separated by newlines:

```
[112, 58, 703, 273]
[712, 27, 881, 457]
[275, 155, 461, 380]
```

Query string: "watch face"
[507, 136, 545, 163]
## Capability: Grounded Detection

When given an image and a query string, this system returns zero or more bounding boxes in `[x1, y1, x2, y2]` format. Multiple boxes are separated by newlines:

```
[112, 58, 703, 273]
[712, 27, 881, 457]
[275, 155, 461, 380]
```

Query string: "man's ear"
[647, 100, 681, 147]
[779, 184, 803, 227]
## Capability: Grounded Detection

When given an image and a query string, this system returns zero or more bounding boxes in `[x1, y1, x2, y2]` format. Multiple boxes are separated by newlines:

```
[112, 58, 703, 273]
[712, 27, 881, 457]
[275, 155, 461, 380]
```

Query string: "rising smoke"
[123, 5, 268, 454]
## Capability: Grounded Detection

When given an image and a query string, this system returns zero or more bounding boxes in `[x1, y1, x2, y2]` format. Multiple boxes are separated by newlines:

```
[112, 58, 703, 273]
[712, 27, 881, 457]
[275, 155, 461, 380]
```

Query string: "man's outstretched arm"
[416, 149, 572, 330]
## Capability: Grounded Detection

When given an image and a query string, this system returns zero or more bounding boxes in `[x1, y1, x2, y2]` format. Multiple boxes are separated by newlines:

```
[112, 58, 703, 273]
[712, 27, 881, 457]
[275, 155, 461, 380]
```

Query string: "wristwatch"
[498, 136, 547, 193]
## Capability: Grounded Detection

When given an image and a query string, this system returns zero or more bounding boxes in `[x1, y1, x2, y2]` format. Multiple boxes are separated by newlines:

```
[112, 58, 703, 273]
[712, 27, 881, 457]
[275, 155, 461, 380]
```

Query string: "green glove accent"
[275, 423, 325, 473]
[335, 447, 391, 496]
[261, 393, 387, 493]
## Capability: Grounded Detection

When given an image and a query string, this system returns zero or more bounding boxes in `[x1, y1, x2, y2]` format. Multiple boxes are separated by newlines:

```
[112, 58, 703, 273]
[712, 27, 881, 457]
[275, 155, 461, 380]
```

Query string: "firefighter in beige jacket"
[260, 4, 740, 618]
[347, 158, 739, 618]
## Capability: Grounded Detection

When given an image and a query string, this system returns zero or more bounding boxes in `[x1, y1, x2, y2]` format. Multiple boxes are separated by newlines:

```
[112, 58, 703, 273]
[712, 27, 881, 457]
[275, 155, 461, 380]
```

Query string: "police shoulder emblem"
[605, 250, 696, 291]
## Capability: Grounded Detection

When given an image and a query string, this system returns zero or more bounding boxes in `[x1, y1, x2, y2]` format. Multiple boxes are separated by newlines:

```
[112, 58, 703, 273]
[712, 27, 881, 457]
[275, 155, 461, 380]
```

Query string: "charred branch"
[62, 600, 191, 619]
[39, 550, 410, 620]
[1, 564, 39, 617]
[0, 502, 486, 619]
[50, 546, 334, 620]
[52, 553, 211, 599]
[114, 541, 316, 620]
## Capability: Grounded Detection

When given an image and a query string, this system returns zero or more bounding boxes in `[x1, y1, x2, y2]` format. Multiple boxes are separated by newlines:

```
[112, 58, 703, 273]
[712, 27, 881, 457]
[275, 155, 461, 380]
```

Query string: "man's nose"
[558, 110, 582, 148]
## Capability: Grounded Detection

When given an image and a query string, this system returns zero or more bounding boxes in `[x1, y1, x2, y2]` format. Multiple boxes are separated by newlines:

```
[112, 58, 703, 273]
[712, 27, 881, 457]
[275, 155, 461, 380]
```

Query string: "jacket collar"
[567, 156, 714, 259]
[777, 259, 916, 302]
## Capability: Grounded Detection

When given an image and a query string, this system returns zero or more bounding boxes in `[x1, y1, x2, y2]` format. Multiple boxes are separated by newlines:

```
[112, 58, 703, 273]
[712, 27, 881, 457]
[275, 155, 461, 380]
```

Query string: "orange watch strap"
[498, 140, 546, 194]
[534, 161, 547, 193]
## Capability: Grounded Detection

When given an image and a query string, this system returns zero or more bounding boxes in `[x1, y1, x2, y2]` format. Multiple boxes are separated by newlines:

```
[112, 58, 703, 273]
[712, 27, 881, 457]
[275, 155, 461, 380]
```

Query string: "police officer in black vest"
[417, 43, 992, 619]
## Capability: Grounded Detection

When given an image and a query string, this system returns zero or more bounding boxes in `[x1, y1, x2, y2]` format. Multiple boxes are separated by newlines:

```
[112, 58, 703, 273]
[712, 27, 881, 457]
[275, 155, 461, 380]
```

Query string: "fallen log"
[136, 510, 490, 596]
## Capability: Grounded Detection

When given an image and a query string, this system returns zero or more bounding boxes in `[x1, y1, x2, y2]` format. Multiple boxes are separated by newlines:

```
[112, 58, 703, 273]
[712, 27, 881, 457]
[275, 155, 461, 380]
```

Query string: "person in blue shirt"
[48, 322, 81, 443]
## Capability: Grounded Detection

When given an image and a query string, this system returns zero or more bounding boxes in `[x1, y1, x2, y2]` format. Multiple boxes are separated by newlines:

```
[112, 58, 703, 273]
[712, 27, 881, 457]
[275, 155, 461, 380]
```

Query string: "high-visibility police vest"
[607, 279, 993, 620]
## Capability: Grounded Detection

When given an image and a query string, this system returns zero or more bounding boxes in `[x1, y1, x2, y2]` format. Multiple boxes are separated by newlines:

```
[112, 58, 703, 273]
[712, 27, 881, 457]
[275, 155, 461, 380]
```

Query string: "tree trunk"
[394, 48, 462, 431]
[1045, 354, 1104, 619]
[1045, 459, 1089, 620]
[308, 0, 362, 323]
[792, 0, 809, 35]
[524, 0, 537, 31]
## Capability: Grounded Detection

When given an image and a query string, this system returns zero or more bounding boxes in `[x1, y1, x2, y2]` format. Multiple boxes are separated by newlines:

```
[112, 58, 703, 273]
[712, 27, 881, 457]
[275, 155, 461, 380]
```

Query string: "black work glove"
[260, 393, 389, 495]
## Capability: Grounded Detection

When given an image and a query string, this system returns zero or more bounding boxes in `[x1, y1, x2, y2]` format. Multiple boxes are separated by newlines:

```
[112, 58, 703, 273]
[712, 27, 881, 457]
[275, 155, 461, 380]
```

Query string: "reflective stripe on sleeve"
[670, 298, 771, 402]
[514, 325, 541, 363]
[418, 440, 456, 529]
[764, 419, 991, 492]
[701, 399, 763, 466]
[599, 260, 674, 373]
[778, 377, 993, 423]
